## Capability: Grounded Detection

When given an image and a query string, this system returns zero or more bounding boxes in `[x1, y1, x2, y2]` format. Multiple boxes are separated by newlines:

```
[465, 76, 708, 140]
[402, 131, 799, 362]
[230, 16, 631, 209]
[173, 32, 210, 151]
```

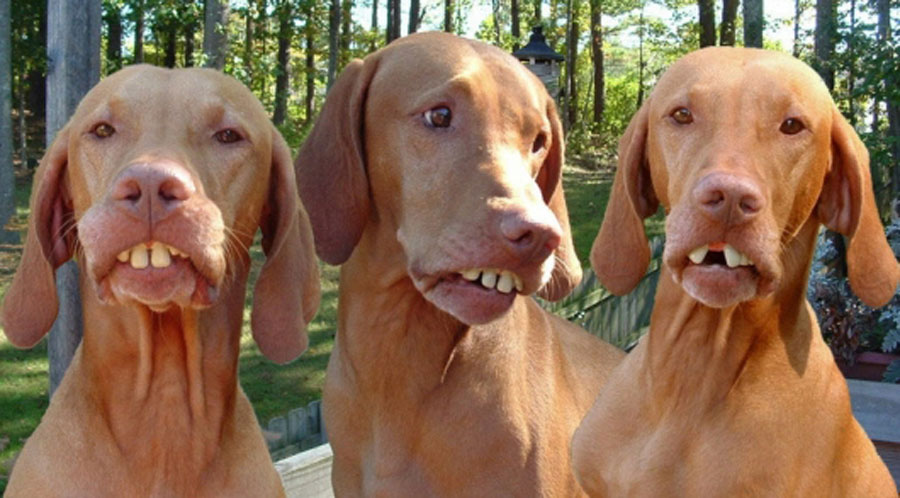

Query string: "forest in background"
[3, 0, 898, 221]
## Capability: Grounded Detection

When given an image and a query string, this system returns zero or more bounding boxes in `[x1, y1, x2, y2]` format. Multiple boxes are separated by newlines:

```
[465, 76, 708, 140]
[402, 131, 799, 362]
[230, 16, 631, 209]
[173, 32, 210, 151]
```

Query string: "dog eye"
[424, 107, 452, 128]
[671, 108, 693, 125]
[532, 132, 548, 153]
[91, 123, 116, 138]
[780, 118, 805, 135]
[214, 129, 243, 144]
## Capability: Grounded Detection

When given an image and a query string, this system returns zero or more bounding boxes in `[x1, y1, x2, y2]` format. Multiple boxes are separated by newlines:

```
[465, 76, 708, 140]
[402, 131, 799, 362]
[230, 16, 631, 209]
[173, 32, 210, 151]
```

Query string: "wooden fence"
[264, 400, 328, 461]
[542, 236, 665, 350]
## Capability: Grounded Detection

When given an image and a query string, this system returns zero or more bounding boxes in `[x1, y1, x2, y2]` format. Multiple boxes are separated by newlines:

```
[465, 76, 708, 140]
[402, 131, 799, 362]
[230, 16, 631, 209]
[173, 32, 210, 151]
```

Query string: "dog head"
[296, 32, 581, 325]
[592, 47, 898, 308]
[2, 65, 320, 363]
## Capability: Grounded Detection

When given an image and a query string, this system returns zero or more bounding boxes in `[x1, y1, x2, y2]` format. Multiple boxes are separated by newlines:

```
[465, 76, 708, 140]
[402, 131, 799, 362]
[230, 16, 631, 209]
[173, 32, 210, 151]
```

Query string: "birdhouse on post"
[512, 26, 564, 98]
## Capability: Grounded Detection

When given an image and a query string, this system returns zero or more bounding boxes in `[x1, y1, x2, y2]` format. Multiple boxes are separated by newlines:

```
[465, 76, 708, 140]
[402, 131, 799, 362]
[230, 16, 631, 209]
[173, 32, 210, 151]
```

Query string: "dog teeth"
[724, 245, 741, 268]
[118, 241, 188, 269]
[481, 270, 498, 289]
[688, 245, 709, 264]
[496, 273, 514, 293]
[461, 269, 481, 281]
[688, 243, 754, 268]
[150, 242, 172, 268]
[458, 268, 523, 294]
[130, 246, 149, 269]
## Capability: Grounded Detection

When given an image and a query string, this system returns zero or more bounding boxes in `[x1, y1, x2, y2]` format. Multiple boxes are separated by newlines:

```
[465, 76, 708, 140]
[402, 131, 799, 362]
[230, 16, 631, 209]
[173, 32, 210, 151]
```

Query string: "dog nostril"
[512, 231, 535, 246]
[739, 198, 761, 214]
[703, 190, 725, 207]
[158, 177, 194, 203]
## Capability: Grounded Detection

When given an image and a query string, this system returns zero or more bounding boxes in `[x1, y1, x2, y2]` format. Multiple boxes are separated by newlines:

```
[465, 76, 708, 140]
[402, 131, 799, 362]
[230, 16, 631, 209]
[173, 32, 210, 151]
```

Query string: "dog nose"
[500, 211, 562, 263]
[692, 173, 764, 225]
[111, 162, 196, 222]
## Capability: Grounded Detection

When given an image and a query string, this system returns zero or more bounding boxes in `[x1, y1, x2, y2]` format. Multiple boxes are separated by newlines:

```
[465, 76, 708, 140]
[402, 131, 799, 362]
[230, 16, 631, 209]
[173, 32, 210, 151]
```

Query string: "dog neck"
[645, 219, 822, 408]
[337, 226, 522, 400]
[76, 266, 246, 475]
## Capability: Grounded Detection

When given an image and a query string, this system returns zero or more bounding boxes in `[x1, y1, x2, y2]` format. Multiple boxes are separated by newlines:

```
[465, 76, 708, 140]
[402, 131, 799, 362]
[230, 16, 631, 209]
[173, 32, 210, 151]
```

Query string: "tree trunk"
[793, 0, 802, 57]
[565, 0, 579, 130]
[18, 77, 26, 170]
[386, 0, 400, 43]
[698, 0, 715, 48]
[720, 0, 738, 46]
[46, 0, 101, 399]
[134, 0, 144, 63]
[164, 21, 177, 68]
[847, 0, 856, 126]
[305, 10, 316, 124]
[590, 0, 603, 124]
[814, 0, 834, 91]
[0, 0, 15, 244]
[512, 0, 520, 49]
[444, 0, 453, 32]
[409, 0, 420, 34]
[203, 0, 228, 70]
[328, 0, 340, 88]
[105, 5, 123, 72]
[743, 0, 763, 48]
[273, 1, 291, 126]
[877, 0, 900, 204]
[184, 21, 196, 67]
[244, 8, 253, 79]
[492, 0, 502, 45]
[534, 0, 542, 21]
[342, 0, 352, 64]
[637, 3, 645, 106]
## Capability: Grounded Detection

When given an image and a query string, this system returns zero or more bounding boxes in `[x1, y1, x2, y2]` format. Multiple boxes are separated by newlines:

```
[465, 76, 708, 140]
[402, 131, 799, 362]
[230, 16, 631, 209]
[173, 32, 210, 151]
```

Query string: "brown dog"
[1, 65, 320, 496]
[572, 47, 899, 496]
[295, 32, 623, 496]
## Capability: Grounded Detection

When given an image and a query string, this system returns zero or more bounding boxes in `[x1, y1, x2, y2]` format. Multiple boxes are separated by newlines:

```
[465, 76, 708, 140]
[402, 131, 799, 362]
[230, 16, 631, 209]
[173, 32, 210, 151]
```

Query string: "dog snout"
[111, 162, 196, 222]
[692, 173, 765, 226]
[499, 210, 562, 263]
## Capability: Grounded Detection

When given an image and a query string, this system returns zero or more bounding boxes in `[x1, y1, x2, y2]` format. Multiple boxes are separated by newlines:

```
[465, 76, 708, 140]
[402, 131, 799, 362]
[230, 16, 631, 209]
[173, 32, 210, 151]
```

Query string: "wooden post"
[0, 0, 15, 245]
[46, 0, 101, 398]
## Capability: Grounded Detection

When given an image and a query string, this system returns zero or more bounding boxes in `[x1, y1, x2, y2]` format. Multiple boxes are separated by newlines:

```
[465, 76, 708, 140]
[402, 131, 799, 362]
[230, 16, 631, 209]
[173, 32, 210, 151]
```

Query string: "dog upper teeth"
[688, 246, 709, 264]
[459, 268, 523, 294]
[688, 243, 754, 268]
[117, 241, 188, 270]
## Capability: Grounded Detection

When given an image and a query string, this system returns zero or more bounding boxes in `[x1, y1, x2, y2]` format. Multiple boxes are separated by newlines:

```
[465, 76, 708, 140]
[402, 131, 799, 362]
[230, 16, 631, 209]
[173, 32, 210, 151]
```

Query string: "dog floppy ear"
[1, 129, 76, 347]
[295, 57, 379, 265]
[251, 128, 322, 364]
[591, 102, 658, 295]
[817, 108, 899, 307]
[536, 100, 582, 301]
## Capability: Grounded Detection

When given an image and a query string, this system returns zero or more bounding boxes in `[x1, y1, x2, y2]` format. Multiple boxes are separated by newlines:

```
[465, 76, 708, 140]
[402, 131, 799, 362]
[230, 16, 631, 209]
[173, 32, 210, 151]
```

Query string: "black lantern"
[512, 26, 564, 96]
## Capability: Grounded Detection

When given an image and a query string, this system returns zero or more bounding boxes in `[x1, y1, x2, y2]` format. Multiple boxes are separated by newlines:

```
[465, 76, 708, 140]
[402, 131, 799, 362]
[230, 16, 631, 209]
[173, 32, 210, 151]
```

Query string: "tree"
[273, 0, 291, 125]
[743, 0, 763, 48]
[564, 0, 580, 129]
[0, 0, 14, 245]
[328, 0, 340, 88]
[590, 0, 604, 124]
[387, 0, 401, 43]
[410, 0, 421, 33]
[512, 0, 521, 49]
[876, 0, 899, 201]
[134, 0, 145, 63]
[46, 0, 101, 398]
[104, 0, 123, 72]
[305, 3, 317, 124]
[814, 0, 834, 90]
[203, 0, 228, 69]
[342, 0, 353, 62]
[793, 0, 803, 57]
[698, 0, 715, 47]
[444, 0, 453, 32]
[720, 0, 738, 46]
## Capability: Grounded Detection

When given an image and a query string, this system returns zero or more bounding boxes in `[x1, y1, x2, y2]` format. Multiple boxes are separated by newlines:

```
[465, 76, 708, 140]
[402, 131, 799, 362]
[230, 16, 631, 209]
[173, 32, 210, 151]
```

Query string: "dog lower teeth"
[117, 241, 188, 270]
[687, 243, 754, 268]
[459, 268, 523, 294]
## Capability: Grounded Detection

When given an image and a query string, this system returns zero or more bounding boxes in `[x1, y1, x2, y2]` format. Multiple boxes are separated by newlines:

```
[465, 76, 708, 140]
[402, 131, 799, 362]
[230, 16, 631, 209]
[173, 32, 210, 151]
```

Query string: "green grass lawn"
[0, 161, 645, 488]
